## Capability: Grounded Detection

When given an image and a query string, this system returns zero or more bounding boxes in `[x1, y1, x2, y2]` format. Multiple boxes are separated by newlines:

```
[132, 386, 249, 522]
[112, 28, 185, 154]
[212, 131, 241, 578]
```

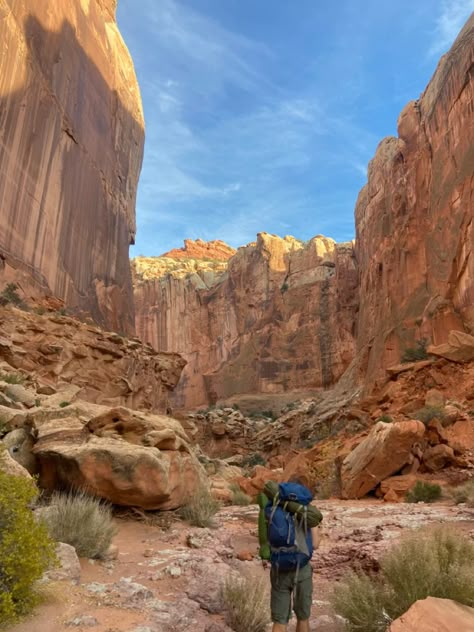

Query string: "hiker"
[258, 479, 323, 632]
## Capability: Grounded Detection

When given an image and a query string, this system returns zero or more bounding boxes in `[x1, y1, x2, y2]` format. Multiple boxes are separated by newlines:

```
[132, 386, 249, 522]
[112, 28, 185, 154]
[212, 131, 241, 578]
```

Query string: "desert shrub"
[332, 572, 389, 632]
[59, 401, 70, 408]
[221, 572, 270, 632]
[241, 453, 266, 469]
[377, 415, 393, 424]
[413, 406, 446, 426]
[44, 491, 116, 559]
[1, 373, 26, 385]
[401, 338, 429, 363]
[179, 486, 220, 528]
[332, 527, 474, 630]
[406, 481, 442, 503]
[0, 470, 57, 624]
[0, 283, 24, 308]
[450, 480, 474, 506]
[232, 490, 252, 506]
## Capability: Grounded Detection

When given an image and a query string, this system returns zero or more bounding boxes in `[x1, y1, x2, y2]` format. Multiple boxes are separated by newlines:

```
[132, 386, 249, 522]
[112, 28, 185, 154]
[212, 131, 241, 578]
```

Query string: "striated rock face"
[0, 0, 144, 334]
[161, 239, 236, 262]
[0, 306, 185, 412]
[355, 16, 474, 389]
[133, 234, 358, 409]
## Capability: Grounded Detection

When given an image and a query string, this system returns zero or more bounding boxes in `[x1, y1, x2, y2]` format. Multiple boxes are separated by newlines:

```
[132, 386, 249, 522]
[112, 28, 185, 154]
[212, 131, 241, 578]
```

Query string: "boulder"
[389, 597, 474, 631]
[234, 465, 283, 498]
[340, 421, 425, 499]
[380, 475, 418, 500]
[428, 331, 474, 363]
[0, 448, 31, 478]
[424, 389, 445, 408]
[32, 407, 207, 510]
[44, 543, 81, 584]
[422, 444, 455, 472]
[3, 428, 37, 473]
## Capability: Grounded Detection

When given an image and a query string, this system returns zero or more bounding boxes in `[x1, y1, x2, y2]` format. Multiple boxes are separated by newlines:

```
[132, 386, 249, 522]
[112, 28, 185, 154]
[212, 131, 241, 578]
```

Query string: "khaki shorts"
[270, 563, 313, 624]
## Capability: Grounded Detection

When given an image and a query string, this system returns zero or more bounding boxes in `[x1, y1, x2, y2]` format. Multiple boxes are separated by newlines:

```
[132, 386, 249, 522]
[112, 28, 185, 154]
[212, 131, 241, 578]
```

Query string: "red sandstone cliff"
[355, 15, 474, 390]
[0, 0, 144, 334]
[161, 239, 236, 262]
[133, 235, 358, 409]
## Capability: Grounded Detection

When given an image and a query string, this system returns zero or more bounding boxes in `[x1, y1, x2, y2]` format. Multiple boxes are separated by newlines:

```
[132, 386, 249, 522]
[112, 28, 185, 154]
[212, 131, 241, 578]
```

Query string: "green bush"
[406, 481, 442, 503]
[179, 486, 220, 528]
[44, 491, 116, 559]
[377, 415, 393, 424]
[401, 338, 429, 363]
[413, 406, 446, 426]
[59, 401, 70, 408]
[241, 453, 266, 469]
[450, 480, 474, 506]
[332, 527, 474, 630]
[0, 283, 25, 308]
[1, 373, 26, 385]
[232, 490, 252, 506]
[221, 572, 270, 632]
[0, 470, 57, 624]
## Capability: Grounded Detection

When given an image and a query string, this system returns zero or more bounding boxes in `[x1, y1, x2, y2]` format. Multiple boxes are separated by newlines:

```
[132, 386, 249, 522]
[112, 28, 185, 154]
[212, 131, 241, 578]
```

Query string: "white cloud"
[429, 1, 474, 55]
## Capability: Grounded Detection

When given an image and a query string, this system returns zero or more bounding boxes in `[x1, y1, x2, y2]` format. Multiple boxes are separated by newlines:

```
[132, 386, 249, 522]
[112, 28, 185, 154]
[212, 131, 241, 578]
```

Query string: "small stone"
[143, 548, 154, 557]
[66, 615, 99, 627]
[44, 543, 81, 584]
[237, 550, 254, 561]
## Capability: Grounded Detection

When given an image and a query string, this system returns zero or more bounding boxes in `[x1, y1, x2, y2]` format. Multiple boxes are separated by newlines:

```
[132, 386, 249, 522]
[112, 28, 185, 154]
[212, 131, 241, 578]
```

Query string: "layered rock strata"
[133, 234, 358, 409]
[355, 16, 474, 389]
[0, 305, 185, 412]
[0, 0, 144, 333]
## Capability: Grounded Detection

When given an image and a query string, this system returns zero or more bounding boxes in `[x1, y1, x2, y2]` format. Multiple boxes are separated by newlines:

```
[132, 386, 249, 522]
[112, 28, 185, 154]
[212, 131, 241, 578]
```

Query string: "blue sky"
[117, 1, 474, 256]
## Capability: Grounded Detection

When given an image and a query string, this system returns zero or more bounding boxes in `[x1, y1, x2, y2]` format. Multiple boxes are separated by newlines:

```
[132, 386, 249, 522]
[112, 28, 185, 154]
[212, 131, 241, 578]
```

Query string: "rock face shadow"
[0, 4, 144, 334]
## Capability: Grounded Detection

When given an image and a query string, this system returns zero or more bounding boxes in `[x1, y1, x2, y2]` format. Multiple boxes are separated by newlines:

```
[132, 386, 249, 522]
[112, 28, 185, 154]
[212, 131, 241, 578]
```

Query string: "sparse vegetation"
[377, 415, 393, 424]
[413, 406, 446, 426]
[406, 481, 442, 503]
[450, 480, 474, 507]
[401, 338, 429, 363]
[0, 283, 25, 308]
[221, 572, 270, 632]
[232, 490, 252, 506]
[0, 470, 57, 624]
[59, 401, 70, 408]
[179, 485, 220, 528]
[332, 527, 474, 631]
[280, 282, 289, 293]
[241, 453, 266, 469]
[0, 416, 9, 437]
[44, 491, 116, 559]
[1, 373, 26, 385]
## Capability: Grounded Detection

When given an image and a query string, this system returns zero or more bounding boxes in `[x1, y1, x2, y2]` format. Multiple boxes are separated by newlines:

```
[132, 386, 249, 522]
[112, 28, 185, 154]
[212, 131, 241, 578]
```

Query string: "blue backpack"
[265, 482, 314, 572]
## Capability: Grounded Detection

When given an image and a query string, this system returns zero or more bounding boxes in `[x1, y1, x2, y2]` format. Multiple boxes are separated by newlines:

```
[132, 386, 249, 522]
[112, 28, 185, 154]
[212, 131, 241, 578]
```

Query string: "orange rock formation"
[0, 0, 144, 334]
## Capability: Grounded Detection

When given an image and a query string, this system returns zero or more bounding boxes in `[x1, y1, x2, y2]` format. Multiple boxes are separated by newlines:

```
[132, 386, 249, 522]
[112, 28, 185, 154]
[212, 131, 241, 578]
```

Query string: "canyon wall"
[133, 236, 358, 409]
[0, 0, 144, 334]
[355, 15, 474, 389]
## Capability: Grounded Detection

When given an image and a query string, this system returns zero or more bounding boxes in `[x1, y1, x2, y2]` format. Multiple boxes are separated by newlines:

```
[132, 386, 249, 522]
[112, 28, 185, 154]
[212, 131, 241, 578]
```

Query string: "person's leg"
[293, 564, 313, 631]
[270, 567, 293, 631]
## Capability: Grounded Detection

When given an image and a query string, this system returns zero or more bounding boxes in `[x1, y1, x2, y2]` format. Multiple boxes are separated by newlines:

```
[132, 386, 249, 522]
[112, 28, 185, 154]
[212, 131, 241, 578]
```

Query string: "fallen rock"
[428, 331, 474, 363]
[380, 475, 418, 500]
[44, 543, 81, 584]
[389, 597, 474, 631]
[424, 389, 445, 408]
[3, 428, 37, 473]
[340, 421, 425, 499]
[0, 448, 31, 478]
[422, 444, 455, 472]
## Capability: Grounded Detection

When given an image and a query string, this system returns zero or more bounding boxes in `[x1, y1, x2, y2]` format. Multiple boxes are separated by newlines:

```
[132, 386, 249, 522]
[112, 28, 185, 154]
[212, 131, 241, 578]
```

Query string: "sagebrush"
[450, 480, 474, 507]
[221, 572, 270, 632]
[332, 527, 474, 631]
[413, 406, 446, 426]
[0, 470, 57, 624]
[179, 486, 220, 527]
[401, 338, 429, 363]
[406, 481, 442, 504]
[44, 491, 116, 558]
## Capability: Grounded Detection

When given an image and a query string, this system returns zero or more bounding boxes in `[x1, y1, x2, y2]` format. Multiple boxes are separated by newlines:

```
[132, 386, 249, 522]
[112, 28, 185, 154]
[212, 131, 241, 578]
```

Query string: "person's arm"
[311, 526, 322, 550]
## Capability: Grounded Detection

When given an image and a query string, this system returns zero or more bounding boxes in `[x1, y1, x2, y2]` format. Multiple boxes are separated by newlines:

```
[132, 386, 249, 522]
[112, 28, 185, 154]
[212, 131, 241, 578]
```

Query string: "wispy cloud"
[429, 1, 474, 56]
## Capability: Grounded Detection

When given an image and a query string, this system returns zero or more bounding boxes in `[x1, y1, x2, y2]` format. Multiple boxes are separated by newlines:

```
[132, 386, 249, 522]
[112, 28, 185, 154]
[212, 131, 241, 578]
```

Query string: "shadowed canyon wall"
[0, 0, 144, 334]
[133, 235, 358, 409]
[355, 15, 474, 390]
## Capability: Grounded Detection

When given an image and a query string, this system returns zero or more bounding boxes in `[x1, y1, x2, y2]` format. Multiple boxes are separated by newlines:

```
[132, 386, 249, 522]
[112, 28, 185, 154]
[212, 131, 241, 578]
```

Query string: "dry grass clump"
[44, 490, 116, 559]
[221, 571, 270, 632]
[179, 485, 220, 527]
[332, 527, 474, 631]
[450, 479, 474, 506]
[229, 482, 252, 506]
